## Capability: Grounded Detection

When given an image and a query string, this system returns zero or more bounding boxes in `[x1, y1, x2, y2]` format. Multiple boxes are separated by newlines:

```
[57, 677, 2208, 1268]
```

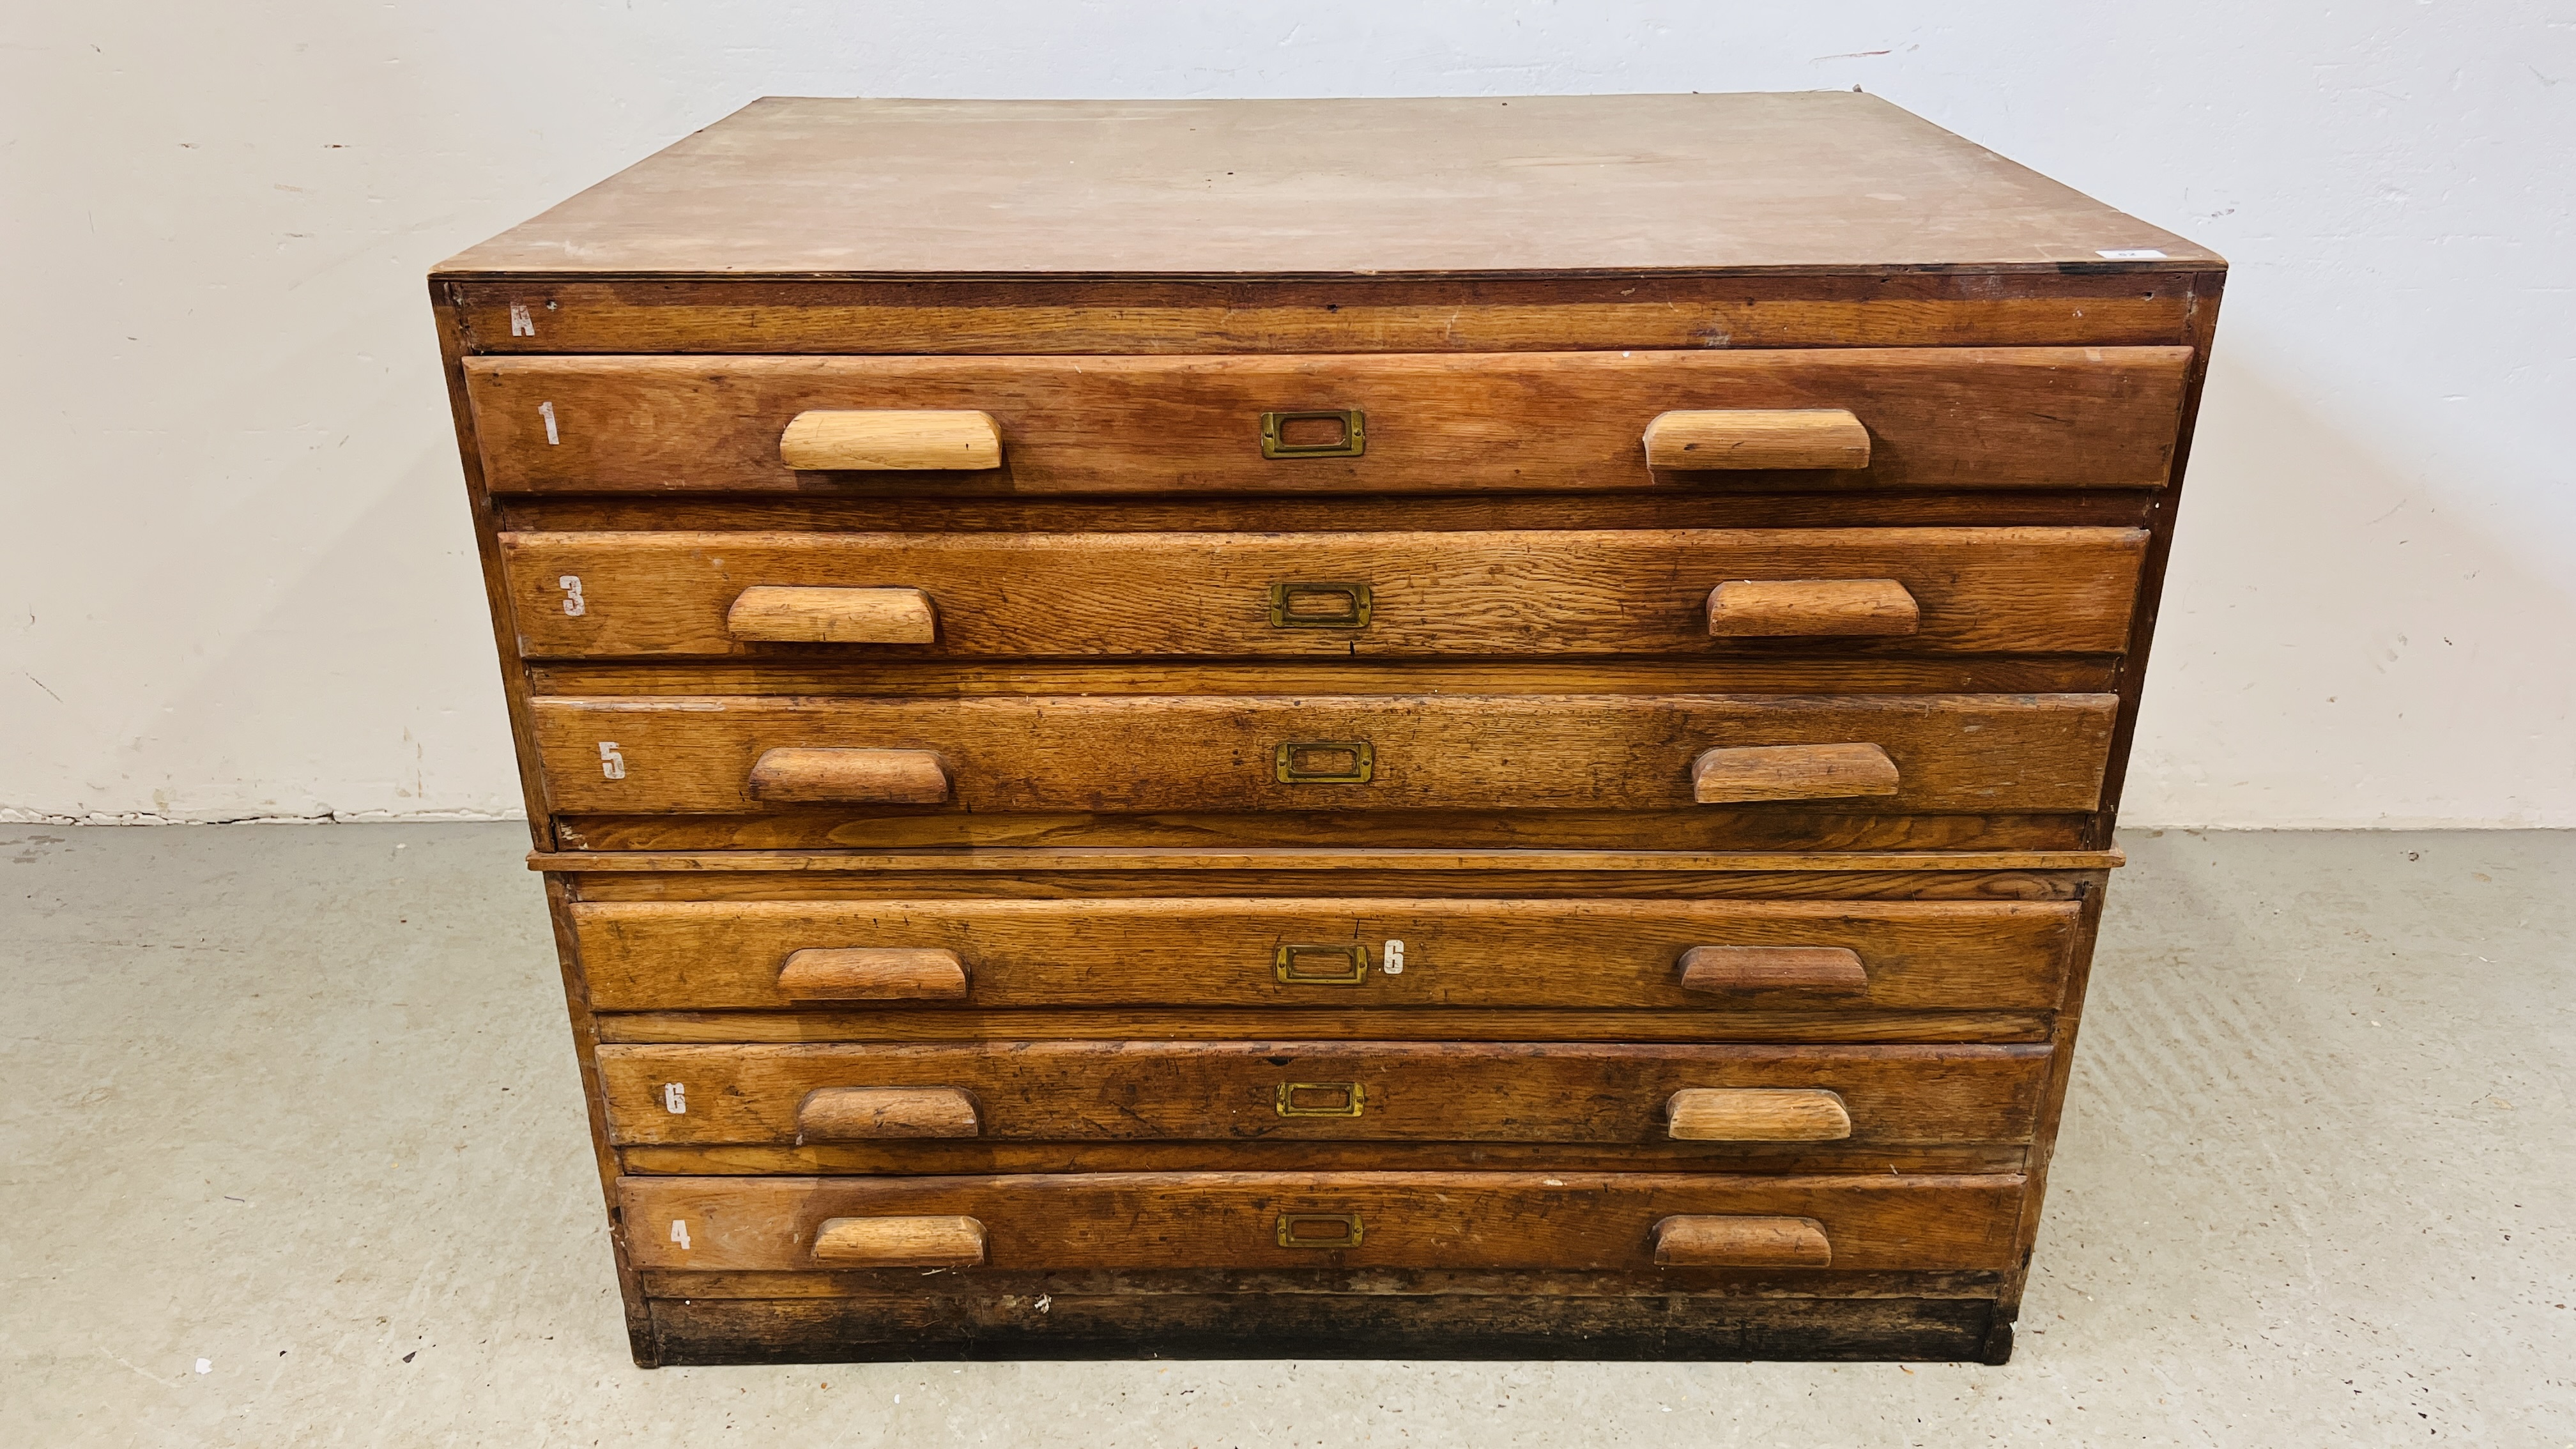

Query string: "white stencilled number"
[662, 1082, 687, 1114]
[558, 575, 585, 617]
[1383, 939, 1406, 975]
[509, 302, 535, 337]
[669, 1220, 691, 1250]
[597, 742, 627, 780]
[538, 399, 559, 445]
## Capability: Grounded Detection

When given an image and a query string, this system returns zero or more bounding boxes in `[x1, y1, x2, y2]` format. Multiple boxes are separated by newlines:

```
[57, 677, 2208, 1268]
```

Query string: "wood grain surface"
[502, 526, 2146, 660]
[464, 348, 2191, 494]
[434, 94, 2213, 277]
[594, 1041, 2050, 1147]
[617, 1170, 2028, 1273]
[447, 272, 2204, 360]
[569, 894, 2078, 1012]
[528, 692, 2118, 816]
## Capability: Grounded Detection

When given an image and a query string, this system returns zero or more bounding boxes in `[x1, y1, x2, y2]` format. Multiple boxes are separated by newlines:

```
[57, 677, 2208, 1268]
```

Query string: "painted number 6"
[597, 742, 627, 780]
[558, 575, 585, 616]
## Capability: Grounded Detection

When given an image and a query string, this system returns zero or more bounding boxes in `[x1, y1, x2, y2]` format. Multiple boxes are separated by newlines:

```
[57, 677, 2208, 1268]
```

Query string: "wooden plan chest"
[429, 91, 2221, 1364]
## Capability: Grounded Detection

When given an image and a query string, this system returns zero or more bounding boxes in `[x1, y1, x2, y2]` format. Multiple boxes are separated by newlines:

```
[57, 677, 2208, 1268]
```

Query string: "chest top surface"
[436, 92, 2214, 280]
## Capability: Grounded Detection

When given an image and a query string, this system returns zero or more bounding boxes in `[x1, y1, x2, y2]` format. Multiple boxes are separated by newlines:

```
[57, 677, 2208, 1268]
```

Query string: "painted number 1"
[597, 742, 626, 780]
[538, 399, 559, 445]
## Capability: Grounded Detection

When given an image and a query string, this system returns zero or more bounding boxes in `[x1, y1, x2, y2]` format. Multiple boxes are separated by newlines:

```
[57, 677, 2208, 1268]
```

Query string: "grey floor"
[2, 827, 2569, 1445]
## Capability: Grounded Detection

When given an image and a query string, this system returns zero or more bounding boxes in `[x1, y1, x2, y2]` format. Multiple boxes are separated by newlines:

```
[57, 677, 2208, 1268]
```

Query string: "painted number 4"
[597, 742, 626, 780]
[669, 1220, 691, 1251]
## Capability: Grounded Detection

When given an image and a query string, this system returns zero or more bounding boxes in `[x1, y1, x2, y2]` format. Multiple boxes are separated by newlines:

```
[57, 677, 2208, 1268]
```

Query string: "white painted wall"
[4, 2, 2570, 827]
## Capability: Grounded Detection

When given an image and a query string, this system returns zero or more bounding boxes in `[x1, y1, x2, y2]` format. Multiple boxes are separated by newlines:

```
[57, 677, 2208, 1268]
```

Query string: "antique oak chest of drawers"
[430, 93, 2220, 1365]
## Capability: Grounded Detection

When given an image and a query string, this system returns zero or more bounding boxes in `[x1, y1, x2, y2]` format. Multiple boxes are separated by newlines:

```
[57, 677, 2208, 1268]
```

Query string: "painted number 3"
[597, 742, 627, 780]
[557, 575, 585, 616]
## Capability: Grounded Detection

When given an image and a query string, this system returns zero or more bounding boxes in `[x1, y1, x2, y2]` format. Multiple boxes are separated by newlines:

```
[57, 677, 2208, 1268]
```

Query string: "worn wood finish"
[436, 91, 2217, 1364]
[619, 1171, 2025, 1273]
[1652, 1215, 1834, 1267]
[447, 272, 2200, 358]
[744, 747, 949, 804]
[499, 487, 2166, 538]
[549, 807, 2092, 854]
[796, 1086, 982, 1140]
[1678, 946, 1873, 998]
[596, 1042, 2049, 1147]
[640, 1264, 2011, 1301]
[774, 946, 969, 1001]
[777, 410, 1000, 471]
[1666, 1089, 1853, 1142]
[725, 586, 937, 645]
[1707, 579, 1920, 638]
[466, 348, 2190, 496]
[438, 94, 2215, 278]
[532, 657, 2126, 701]
[503, 527, 2143, 660]
[1692, 744, 1903, 804]
[569, 896, 2079, 1012]
[532, 693, 2117, 816]
[644, 1289, 2003, 1363]
[594, 1007, 2056, 1047]
[811, 1215, 988, 1267]
[622, 1141, 2032, 1178]
[1644, 410, 1869, 470]
[545, 850, 2121, 882]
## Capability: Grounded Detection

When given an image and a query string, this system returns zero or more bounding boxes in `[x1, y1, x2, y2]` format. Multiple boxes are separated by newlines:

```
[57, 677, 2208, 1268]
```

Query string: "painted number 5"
[557, 575, 585, 617]
[597, 742, 627, 780]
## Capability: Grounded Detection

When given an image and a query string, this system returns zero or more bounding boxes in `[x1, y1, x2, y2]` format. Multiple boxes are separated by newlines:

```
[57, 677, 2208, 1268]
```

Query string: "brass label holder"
[1259, 410, 1366, 459]
[1268, 581, 1373, 629]
[1275, 1081, 1367, 1117]
[1275, 942, 1370, 985]
[1275, 740, 1375, 784]
[1275, 1213, 1365, 1248]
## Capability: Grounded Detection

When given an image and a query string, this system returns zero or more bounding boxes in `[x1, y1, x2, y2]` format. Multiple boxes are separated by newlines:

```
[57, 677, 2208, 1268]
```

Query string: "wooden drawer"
[532, 692, 2117, 816]
[572, 896, 2078, 1012]
[503, 526, 2147, 661]
[464, 348, 2190, 495]
[597, 1041, 2051, 1147]
[618, 1170, 2025, 1271]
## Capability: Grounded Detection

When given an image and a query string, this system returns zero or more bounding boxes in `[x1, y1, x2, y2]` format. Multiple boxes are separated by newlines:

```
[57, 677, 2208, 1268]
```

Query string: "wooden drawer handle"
[727, 586, 937, 643]
[1706, 579, 1919, 637]
[779, 410, 1001, 470]
[1643, 410, 1869, 470]
[797, 1087, 981, 1141]
[1651, 1215, 1832, 1268]
[1676, 946, 1868, 998]
[777, 946, 969, 1000]
[1692, 744, 1897, 803]
[811, 1215, 987, 1268]
[747, 747, 949, 804]
[1666, 1087, 1852, 1142]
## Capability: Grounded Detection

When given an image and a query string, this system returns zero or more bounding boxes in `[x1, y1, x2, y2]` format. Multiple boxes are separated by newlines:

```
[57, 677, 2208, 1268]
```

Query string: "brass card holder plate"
[1275, 1213, 1365, 1248]
[1268, 581, 1373, 629]
[1275, 740, 1374, 784]
[1275, 1081, 1367, 1117]
[1275, 942, 1370, 984]
[1259, 410, 1366, 459]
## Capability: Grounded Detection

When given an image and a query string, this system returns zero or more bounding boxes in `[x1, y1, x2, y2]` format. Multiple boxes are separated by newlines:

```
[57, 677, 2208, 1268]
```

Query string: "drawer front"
[573, 896, 2078, 1012]
[505, 526, 2147, 661]
[597, 1041, 2051, 1147]
[532, 693, 2117, 816]
[466, 348, 2190, 495]
[618, 1170, 2025, 1271]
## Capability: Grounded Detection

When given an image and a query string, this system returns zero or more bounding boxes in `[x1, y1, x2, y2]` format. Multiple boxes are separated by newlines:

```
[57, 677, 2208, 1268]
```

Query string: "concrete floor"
[2, 827, 2570, 1445]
